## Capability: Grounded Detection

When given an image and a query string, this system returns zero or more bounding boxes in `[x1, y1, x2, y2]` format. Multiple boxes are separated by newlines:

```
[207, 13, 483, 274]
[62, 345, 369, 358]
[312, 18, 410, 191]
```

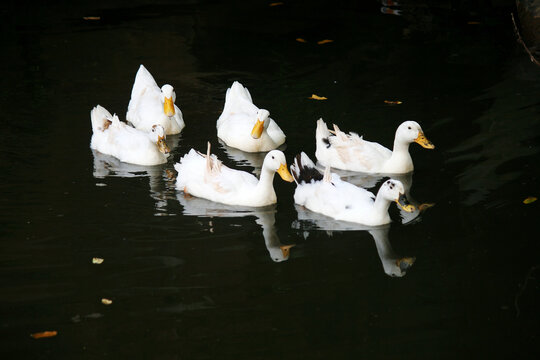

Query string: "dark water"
[2, 1, 539, 359]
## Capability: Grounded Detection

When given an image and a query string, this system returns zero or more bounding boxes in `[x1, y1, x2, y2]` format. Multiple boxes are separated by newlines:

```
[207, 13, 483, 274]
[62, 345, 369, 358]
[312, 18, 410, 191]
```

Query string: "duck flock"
[90, 64, 435, 233]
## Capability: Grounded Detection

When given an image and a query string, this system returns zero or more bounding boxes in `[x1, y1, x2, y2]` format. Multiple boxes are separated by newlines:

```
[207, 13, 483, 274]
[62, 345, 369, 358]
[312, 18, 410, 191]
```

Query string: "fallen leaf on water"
[83, 16, 101, 20]
[523, 196, 537, 204]
[92, 257, 104, 264]
[317, 39, 334, 45]
[269, 2, 284, 6]
[384, 100, 403, 105]
[309, 94, 327, 100]
[467, 21, 481, 25]
[101, 298, 113, 305]
[296, 38, 307, 43]
[31, 331, 57, 339]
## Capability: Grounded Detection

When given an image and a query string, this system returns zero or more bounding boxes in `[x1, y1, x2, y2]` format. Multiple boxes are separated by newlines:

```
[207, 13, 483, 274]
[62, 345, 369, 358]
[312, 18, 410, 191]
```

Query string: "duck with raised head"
[290, 152, 414, 226]
[174, 143, 293, 207]
[315, 119, 434, 174]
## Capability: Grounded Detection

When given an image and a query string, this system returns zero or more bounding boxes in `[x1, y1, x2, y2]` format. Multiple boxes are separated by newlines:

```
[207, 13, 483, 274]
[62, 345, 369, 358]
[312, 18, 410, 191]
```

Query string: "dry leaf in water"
[101, 298, 113, 305]
[317, 39, 334, 45]
[31, 331, 58, 339]
[523, 196, 537, 204]
[384, 100, 403, 105]
[83, 16, 101, 20]
[269, 2, 284, 6]
[309, 94, 327, 100]
[92, 257, 104, 264]
[296, 38, 307, 43]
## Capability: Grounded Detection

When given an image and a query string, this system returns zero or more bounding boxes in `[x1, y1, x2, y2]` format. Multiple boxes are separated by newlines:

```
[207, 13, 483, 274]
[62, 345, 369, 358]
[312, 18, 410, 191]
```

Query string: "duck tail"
[90, 105, 114, 133]
[315, 118, 332, 150]
[290, 152, 324, 185]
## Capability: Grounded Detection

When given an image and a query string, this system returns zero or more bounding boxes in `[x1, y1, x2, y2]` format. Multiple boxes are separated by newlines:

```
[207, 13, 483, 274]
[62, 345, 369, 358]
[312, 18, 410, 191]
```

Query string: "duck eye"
[272, 156, 275, 159]
[408, 126, 411, 130]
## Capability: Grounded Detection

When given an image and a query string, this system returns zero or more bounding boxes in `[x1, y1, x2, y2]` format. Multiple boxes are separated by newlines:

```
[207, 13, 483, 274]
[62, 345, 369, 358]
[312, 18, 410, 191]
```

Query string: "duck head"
[251, 109, 270, 139]
[396, 121, 435, 149]
[151, 125, 170, 155]
[380, 179, 415, 212]
[264, 150, 294, 182]
[160, 84, 177, 117]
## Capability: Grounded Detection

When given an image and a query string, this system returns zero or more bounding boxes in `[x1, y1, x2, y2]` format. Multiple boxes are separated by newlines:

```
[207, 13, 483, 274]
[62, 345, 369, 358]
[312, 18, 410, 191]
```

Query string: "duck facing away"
[90, 105, 170, 166]
[126, 64, 185, 135]
[217, 81, 286, 152]
[315, 119, 434, 174]
[290, 152, 414, 226]
[174, 143, 294, 207]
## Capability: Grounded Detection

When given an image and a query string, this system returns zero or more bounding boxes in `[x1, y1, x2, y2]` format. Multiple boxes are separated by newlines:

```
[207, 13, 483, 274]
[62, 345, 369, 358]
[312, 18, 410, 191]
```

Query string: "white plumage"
[126, 64, 185, 135]
[90, 105, 169, 166]
[217, 81, 285, 152]
[315, 118, 434, 174]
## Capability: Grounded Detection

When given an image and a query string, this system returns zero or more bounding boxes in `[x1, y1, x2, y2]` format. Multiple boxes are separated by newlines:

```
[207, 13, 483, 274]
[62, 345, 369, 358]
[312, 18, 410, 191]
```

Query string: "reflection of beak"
[251, 119, 265, 139]
[414, 131, 435, 149]
[396, 193, 415, 212]
[280, 244, 295, 258]
[277, 163, 294, 182]
[157, 136, 170, 154]
[163, 97, 175, 117]
[396, 257, 416, 271]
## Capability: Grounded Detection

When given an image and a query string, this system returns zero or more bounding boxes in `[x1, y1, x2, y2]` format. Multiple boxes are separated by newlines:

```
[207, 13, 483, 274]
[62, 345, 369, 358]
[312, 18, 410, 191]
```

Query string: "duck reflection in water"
[292, 206, 415, 277]
[91, 132, 181, 214]
[176, 194, 294, 262]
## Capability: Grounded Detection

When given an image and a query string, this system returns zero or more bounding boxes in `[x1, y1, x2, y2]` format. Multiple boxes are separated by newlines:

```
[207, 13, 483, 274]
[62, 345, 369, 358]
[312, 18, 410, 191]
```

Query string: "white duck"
[90, 105, 170, 166]
[290, 152, 414, 226]
[315, 118, 434, 174]
[216, 81, 286, 152]
[174, 143, 294, 207]
[126, 64, 185, 135]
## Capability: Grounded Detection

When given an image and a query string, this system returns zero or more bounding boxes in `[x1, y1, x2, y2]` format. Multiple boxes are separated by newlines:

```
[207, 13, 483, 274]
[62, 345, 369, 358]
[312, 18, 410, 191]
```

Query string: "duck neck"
[386, 139, 413, 172]
[373, 192, 392, 222]
[255, 166, 277, 202]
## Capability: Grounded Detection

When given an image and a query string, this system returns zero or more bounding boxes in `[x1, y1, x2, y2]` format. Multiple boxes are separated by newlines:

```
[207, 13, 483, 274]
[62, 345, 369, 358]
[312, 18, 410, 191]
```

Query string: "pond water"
[2, 1, 539, 359]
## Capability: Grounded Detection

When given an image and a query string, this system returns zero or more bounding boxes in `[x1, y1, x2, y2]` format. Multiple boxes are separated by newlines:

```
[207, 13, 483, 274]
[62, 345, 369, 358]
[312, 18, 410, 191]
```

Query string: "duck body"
[290, 152, 414, 226]
[90, 105, 170, 166]
[315, 118, 434, 174]
[217, 81, 285, 152]
[174, 143, 293, 207]
[126, 64, 185, 135]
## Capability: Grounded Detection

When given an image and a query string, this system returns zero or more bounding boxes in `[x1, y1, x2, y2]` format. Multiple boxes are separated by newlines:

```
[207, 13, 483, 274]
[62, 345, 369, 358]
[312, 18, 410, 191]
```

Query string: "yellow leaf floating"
[31, 331, 58, 339]
[384, 100, 403, 105]
[296, 38, 307, 43]
[83, 16, 101, 20]
[92, 257, 104, 264]
[269, 2, 284, 6]
[309, 94, 327, 100]
[317, 39, 334, 45]
[523, 196, 537, 204]
[101, 298, 113, 305]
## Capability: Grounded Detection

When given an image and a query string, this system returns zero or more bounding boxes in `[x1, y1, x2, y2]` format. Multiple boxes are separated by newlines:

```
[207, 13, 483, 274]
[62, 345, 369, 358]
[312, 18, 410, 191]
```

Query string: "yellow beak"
[251, 119, 265, 139]
[157, 136, 170, 154]
[277, 163, 294, 182]
[396, 194, 415, 213]
[414, 131, 435, 149]
[163, 97, 175, 117]
[280, 244, 295, 258]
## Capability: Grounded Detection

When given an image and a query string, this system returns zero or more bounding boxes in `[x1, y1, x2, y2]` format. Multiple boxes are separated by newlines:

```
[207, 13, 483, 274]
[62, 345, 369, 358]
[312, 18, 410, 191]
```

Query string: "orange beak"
[251, 119, 265, 139]
[414, 131, 435, 149]
[280, 244, 295, 258]
[163, 97, 175, 117]
[277, 163, 294, 182]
